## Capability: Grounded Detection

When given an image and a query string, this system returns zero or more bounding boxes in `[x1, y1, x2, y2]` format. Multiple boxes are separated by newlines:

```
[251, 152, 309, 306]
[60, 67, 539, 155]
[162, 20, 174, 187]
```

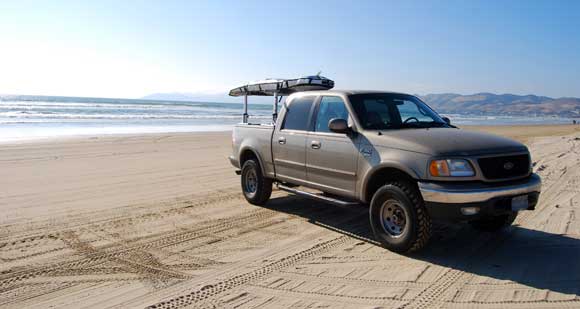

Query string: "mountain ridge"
[142, 92, 580, 117]
[2, 92, 578, 117]
[419, 93, 580, 117]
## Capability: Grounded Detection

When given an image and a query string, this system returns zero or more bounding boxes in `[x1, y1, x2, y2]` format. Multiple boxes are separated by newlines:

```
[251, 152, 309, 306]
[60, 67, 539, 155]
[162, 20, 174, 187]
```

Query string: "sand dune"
[1, 125, 580, 308]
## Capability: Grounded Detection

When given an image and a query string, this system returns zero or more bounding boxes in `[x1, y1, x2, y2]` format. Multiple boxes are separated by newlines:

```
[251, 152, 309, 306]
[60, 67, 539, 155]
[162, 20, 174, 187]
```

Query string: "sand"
[1, 125, 580, 308]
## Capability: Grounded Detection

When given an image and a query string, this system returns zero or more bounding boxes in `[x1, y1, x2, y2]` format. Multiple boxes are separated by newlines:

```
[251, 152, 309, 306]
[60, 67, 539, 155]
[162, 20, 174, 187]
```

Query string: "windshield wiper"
[400, 122, 447, 129]
[427, 121, 447, 127]
[372, 121, 448, 130]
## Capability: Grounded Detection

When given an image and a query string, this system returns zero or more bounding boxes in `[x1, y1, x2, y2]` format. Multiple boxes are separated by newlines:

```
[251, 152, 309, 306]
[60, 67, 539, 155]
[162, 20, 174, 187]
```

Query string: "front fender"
[358, 146, 430, 202]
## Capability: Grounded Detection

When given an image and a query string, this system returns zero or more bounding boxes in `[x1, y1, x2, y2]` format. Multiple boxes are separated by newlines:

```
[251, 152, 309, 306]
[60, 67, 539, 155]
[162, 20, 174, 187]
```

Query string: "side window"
[282, 96, 315, 131]
[315, 96, 349, 133]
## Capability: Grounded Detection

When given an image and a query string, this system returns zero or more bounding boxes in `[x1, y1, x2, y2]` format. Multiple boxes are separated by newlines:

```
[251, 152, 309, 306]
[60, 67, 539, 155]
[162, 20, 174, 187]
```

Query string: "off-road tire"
[369, 180, 432, 253]
[469, 212, 518, 232]
[240, 159, 272, 206]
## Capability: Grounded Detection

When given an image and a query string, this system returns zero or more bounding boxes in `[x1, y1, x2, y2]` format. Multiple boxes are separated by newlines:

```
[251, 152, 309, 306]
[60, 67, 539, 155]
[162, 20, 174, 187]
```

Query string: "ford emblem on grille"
[503, 162, 515, 170]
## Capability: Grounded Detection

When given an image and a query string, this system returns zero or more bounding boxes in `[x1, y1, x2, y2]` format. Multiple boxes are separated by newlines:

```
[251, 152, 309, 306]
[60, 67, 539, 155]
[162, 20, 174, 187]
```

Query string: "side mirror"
[328, 118, 349, 134]
[442, 116, 451, 125]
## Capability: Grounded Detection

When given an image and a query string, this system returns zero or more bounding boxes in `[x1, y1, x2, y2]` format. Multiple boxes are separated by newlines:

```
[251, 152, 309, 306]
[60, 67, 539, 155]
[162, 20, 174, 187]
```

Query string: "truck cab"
[229, 79, 541, 253]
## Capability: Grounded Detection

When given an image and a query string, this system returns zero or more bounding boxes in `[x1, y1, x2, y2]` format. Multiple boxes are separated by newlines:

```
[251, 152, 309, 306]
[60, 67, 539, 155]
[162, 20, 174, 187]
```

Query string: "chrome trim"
[419, 173, 541, 204]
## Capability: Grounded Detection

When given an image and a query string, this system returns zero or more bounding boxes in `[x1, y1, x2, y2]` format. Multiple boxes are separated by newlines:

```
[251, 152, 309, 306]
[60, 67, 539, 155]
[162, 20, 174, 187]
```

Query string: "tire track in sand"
[143, 206, 374, 308]
[402, 136, 580, 309]
[0, 207, 280, 292]
[0, 190, 243, 250]
[146, 235, 354, 309]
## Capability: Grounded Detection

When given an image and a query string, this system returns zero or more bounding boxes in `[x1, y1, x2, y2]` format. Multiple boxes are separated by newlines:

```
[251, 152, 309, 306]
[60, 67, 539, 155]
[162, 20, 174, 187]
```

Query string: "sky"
[0, 0, 579, 99]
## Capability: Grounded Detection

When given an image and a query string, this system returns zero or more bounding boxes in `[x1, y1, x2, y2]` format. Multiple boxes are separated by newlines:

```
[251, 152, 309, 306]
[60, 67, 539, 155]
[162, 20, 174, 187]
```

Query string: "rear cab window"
[281, 96, 316, 131]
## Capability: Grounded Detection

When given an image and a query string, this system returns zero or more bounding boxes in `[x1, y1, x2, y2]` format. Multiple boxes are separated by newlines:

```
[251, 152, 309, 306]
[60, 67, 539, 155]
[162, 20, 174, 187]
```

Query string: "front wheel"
[369, 180, 432, 253]
[241, 159, 272, 206]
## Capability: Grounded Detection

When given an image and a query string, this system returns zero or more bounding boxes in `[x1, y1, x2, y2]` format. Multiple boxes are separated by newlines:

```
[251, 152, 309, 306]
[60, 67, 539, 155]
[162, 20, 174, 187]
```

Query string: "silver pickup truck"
[228, 81, 541, 253]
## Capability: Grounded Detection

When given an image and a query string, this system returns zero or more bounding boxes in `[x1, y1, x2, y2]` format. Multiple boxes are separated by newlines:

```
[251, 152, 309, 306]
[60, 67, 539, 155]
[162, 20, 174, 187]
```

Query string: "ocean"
[0, 96, 574, 141]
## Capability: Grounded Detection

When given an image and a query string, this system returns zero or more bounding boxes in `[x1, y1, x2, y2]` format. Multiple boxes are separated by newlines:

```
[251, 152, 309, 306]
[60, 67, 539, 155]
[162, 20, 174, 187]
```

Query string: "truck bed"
[232, 123, 276, 178]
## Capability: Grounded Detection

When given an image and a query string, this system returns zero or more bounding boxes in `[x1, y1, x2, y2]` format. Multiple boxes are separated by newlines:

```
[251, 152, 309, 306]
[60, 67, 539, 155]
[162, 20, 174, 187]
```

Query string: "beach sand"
[1, 125, 580, 308]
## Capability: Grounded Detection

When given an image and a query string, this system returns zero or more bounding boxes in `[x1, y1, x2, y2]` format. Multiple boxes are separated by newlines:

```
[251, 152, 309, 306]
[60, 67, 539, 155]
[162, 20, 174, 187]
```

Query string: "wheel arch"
[362, 164, 419, 203]
[239, 147, 266, 175]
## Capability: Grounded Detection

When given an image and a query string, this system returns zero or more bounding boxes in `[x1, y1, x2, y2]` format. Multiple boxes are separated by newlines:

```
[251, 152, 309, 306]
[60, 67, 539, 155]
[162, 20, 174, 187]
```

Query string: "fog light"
[461, 207, 480, 215]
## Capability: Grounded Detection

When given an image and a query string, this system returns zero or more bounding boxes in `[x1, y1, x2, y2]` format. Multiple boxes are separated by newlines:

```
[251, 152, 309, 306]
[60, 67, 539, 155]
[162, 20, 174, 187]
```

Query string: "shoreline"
[2, 123, 579, 145]
[0, 130, 232, 144]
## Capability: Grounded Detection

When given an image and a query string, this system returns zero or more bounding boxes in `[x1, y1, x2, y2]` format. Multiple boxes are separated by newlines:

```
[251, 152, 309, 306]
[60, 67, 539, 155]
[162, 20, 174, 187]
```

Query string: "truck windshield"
[348, 93, 447, 130]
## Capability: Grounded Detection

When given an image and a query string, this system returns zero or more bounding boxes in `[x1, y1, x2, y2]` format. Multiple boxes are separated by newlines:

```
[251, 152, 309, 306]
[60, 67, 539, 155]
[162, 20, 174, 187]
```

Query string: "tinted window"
[282, 96, 315, 131]
[396, 99, 435, 123]
[315, 96, 349, 132]
[349, 94, 445, 130]
[359, 98, 393, 128]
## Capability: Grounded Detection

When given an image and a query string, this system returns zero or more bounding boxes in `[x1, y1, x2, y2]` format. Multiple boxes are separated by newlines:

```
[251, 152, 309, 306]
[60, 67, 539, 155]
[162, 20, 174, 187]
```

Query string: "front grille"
[477, 154, 530, 180]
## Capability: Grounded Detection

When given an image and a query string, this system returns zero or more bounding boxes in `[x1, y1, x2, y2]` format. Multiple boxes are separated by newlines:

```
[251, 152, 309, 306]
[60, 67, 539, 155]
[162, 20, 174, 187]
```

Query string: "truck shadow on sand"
[264, 195, 580, 296]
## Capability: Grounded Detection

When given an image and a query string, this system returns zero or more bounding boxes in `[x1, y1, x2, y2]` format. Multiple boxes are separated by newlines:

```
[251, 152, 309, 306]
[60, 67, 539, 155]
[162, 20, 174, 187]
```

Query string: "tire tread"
[393, 180, 432, 252]
[241, 160, 272, 206]
[370, 179, 432, 253]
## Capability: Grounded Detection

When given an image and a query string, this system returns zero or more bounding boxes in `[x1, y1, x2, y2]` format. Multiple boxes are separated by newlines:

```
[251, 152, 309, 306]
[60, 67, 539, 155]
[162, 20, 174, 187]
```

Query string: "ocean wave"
[0, 104, 203, 111]
[0, 111, 272, 120]
[0, 102, 271, 118]
[0, 101, 203, 109]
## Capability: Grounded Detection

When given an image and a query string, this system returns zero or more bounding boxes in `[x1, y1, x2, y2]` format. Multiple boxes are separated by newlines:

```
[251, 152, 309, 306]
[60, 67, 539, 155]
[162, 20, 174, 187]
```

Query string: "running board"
[277, 184, 360, 207]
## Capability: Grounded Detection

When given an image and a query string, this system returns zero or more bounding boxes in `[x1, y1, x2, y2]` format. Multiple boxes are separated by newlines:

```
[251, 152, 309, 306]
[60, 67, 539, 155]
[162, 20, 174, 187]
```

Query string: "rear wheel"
[241, 159, 272, 206]
[469, 212, 518, 232]
[369, 180, 431, 253]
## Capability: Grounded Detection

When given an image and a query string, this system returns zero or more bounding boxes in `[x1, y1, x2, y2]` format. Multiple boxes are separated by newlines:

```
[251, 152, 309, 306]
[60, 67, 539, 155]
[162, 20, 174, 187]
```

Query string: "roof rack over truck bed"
[229, 75, 334, 123]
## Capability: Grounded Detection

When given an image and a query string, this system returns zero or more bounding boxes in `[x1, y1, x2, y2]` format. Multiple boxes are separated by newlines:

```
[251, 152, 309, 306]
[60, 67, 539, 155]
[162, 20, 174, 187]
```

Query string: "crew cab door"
[272, 95, 317, 184]
[306, 96, 359, 197]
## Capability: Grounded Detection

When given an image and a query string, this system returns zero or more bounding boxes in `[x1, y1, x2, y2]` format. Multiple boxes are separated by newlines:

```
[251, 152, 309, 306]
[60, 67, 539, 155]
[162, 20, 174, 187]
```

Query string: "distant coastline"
[1, 94, 578, 142]
[420, 93, 580, 118]
[143, 91, 580, 118]
[3, 92, 579, 118]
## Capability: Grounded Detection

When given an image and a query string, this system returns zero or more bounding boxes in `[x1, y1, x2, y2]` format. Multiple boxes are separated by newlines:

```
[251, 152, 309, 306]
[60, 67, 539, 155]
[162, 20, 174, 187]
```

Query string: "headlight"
[429, 159, 475, 177]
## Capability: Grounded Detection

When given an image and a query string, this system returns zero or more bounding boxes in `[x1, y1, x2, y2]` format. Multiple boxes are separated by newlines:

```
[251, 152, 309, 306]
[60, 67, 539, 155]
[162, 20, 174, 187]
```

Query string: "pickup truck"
[229, 89, 541, 253]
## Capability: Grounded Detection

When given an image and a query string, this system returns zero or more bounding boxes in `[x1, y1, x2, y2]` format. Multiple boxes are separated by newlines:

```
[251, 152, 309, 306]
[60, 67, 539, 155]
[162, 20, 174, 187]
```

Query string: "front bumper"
[419, 173, 541, 220]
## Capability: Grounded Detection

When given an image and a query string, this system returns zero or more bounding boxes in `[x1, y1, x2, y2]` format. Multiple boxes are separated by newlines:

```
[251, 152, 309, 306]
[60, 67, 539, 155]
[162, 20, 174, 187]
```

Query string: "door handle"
[311, 140, 321, 149]
[278, 137, 286, 145]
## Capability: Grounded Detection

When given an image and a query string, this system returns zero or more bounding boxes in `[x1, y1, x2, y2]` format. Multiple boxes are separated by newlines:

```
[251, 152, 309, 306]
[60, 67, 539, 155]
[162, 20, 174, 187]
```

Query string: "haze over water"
[0, 96, 573, 141]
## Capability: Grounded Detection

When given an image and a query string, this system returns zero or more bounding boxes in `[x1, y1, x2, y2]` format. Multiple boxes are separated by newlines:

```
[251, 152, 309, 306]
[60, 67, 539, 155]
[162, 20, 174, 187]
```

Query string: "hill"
[420, 93, 580, 117]
[143, 92, 580, 117]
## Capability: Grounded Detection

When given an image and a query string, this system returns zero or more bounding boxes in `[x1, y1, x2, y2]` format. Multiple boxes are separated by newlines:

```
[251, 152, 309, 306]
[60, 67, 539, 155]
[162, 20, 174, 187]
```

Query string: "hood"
[364, 128, 527, 156]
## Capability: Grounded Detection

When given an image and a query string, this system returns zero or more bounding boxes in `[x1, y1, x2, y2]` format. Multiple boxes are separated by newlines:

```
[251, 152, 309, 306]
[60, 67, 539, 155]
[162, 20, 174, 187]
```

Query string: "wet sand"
[1, 125, 580, 308]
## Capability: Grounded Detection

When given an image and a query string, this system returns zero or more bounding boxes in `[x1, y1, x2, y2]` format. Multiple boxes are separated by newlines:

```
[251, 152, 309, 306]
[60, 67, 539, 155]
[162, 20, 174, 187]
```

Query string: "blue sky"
[0, 0, 579, 98]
